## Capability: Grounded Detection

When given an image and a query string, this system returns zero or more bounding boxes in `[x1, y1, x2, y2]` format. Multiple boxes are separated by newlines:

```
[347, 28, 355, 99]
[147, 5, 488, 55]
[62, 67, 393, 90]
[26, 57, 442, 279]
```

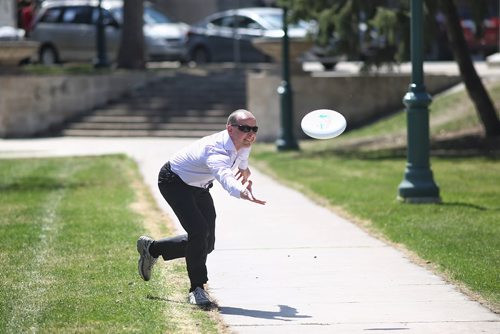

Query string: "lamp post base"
[398, 167, 441, 203]
[276, 138, 299, 151]
[397, 195, 441, 204]
[94, 61, 110, 69]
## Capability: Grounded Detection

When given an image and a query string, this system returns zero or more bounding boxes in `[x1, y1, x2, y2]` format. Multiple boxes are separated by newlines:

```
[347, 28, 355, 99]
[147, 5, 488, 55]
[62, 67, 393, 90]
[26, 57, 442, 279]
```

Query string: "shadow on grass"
[304, 133, 500, 161]
[439, 202, 489, 211]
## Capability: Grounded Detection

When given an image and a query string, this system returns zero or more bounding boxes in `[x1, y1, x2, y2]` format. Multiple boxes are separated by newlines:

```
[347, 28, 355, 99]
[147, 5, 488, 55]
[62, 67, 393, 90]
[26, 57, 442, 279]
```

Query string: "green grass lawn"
[0, 155, 223, 333]
[252, 81, 500, 312]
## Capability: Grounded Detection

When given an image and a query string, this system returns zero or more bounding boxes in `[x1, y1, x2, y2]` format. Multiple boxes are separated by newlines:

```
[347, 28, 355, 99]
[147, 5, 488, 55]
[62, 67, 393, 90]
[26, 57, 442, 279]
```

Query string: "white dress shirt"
[169, 130, 250, 198]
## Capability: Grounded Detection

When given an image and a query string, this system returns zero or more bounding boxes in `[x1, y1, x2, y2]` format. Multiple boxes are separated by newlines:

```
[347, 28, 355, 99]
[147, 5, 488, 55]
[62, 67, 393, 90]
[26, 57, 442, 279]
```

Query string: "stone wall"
[0, 71, 154, 138]
[248, 71, 461, 142]
[0, 68, 462, 140]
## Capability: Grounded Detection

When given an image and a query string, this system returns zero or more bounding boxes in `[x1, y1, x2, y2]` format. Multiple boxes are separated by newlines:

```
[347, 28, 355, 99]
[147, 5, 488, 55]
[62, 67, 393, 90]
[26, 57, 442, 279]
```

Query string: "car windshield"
[259, 13, 283, 29]
[144, 7, 173, 24]
[110, 7, 173, 24]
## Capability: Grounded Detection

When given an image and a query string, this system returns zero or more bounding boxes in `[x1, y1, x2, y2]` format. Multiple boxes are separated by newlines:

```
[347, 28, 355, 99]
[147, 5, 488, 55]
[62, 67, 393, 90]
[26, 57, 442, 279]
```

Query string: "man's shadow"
[219, 304, 311, 322]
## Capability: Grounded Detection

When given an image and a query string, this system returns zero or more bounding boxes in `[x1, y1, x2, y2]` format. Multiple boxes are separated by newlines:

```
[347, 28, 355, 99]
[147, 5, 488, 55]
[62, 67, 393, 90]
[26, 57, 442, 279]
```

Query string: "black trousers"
[155, 162, 216, 288]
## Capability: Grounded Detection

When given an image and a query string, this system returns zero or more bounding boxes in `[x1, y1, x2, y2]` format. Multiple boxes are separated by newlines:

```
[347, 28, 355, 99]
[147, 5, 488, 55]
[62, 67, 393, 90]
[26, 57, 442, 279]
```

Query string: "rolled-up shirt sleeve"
[236, 147, 250, 170]
[206, 146, 247, 198]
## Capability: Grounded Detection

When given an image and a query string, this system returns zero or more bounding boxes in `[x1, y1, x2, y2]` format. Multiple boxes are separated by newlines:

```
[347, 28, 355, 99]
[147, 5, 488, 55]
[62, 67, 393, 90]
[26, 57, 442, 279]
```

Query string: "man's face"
[227, 116, 257, 150]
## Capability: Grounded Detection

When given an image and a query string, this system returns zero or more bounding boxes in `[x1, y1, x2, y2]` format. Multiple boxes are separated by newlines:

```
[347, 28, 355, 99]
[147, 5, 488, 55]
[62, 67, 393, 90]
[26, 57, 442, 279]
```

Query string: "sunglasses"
[232, 124, 259, 133]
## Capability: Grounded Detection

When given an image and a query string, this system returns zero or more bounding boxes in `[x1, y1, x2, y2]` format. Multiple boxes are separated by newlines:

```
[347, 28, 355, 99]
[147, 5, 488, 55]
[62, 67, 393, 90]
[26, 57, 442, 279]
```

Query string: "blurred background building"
[0, 1, 16, 27]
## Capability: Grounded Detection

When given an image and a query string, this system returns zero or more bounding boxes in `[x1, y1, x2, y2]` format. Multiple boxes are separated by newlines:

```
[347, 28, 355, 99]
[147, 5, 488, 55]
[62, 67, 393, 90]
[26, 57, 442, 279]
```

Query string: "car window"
[62, 6, 93, 24]
[209, 15, 263, 29]
[236, 16, 263, 29]
[108, 6, 171, 25]
[109, 8, 123, 23]
[39, 7, 63, 23]
[91, 7, 117, 25]
[210, 16, 233, 28]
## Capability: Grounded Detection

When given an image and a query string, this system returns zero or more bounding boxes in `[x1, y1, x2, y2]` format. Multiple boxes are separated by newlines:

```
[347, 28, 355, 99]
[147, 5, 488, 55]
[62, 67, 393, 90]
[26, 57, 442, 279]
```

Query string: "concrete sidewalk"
[1, 137, 498, 334]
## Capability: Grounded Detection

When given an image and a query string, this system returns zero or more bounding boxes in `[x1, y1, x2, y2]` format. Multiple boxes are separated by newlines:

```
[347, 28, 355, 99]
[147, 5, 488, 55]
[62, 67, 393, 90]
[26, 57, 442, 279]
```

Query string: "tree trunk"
[439, 0, 500, 137]
[117, 0, 145, 69]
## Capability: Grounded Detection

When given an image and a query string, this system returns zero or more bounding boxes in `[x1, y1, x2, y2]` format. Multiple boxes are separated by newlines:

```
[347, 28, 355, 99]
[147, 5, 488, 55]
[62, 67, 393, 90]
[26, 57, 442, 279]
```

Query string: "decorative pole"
[398, 0, 440, 203]
[95, 0, 109, 68]
[276, 5, 299, 151]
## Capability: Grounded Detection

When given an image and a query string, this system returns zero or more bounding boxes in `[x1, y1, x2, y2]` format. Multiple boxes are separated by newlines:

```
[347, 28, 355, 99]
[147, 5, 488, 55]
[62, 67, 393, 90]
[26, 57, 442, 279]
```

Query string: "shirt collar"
[223, 130, 237, 153]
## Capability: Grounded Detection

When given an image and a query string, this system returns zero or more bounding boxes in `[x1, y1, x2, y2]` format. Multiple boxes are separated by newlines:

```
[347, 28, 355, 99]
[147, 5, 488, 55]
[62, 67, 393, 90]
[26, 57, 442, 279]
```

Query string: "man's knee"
[188, 224, 210, 242]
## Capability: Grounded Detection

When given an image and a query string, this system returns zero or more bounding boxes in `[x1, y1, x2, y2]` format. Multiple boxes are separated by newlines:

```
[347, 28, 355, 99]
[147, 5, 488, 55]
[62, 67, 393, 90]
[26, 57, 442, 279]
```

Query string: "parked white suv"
[31, 0, 189, 65]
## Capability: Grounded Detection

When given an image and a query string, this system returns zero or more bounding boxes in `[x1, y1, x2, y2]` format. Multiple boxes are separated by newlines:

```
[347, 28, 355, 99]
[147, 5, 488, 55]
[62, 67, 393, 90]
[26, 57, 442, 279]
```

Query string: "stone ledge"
[486, 53, 500, 67]
[0, 40, 39, 66]
[0, 71, 155, 138]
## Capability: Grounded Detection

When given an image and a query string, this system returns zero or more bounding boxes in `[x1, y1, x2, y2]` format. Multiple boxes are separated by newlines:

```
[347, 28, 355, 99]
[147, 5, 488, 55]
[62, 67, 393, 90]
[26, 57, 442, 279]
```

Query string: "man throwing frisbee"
[136, 109, 266, 306]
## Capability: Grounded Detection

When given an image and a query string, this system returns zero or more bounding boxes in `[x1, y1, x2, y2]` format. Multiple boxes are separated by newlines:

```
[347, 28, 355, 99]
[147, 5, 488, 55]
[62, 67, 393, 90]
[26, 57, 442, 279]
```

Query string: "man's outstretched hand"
[240, 180, 266, 205]
[236, 168, 251, 184]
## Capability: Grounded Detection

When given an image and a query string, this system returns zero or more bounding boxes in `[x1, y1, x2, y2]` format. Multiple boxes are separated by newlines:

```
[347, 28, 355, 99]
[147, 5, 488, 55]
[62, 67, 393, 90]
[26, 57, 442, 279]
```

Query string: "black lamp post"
[276, 5, 299, 151]
[397, 0, 440, 203]
[94, 0, 109, 68]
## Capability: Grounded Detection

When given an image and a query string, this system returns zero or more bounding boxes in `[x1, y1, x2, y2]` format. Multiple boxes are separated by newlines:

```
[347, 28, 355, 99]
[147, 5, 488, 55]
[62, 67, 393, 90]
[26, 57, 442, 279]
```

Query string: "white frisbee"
[301, 109, 347, 140]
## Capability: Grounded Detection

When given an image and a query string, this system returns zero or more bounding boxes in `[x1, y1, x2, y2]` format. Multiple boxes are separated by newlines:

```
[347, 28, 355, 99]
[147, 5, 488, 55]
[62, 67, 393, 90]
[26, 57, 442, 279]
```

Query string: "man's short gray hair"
[227, 109, 254, 125]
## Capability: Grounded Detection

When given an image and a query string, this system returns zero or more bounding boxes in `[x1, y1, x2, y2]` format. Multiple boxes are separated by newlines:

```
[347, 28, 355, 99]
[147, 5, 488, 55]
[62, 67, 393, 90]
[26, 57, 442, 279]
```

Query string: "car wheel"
[39, 45, 59, 65]
[191, 47, 210, 64]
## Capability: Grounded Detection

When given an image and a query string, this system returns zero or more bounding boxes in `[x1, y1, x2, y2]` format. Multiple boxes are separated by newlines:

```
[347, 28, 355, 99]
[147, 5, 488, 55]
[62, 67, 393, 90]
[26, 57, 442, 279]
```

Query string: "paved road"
[1, 137, 498, 333]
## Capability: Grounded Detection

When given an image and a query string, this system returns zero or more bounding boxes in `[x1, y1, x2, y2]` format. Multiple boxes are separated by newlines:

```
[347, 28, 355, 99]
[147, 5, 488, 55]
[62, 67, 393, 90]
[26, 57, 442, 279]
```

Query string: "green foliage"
[333, 0, 361, 57]
[370, 6, 410, 62]
[280, 0, 407, 69]
[279, 0, 493, 71]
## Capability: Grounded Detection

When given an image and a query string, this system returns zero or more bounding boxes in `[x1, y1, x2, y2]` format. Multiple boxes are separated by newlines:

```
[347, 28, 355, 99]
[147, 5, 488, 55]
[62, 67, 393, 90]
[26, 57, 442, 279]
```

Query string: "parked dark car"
[186, 7, 320, 64]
